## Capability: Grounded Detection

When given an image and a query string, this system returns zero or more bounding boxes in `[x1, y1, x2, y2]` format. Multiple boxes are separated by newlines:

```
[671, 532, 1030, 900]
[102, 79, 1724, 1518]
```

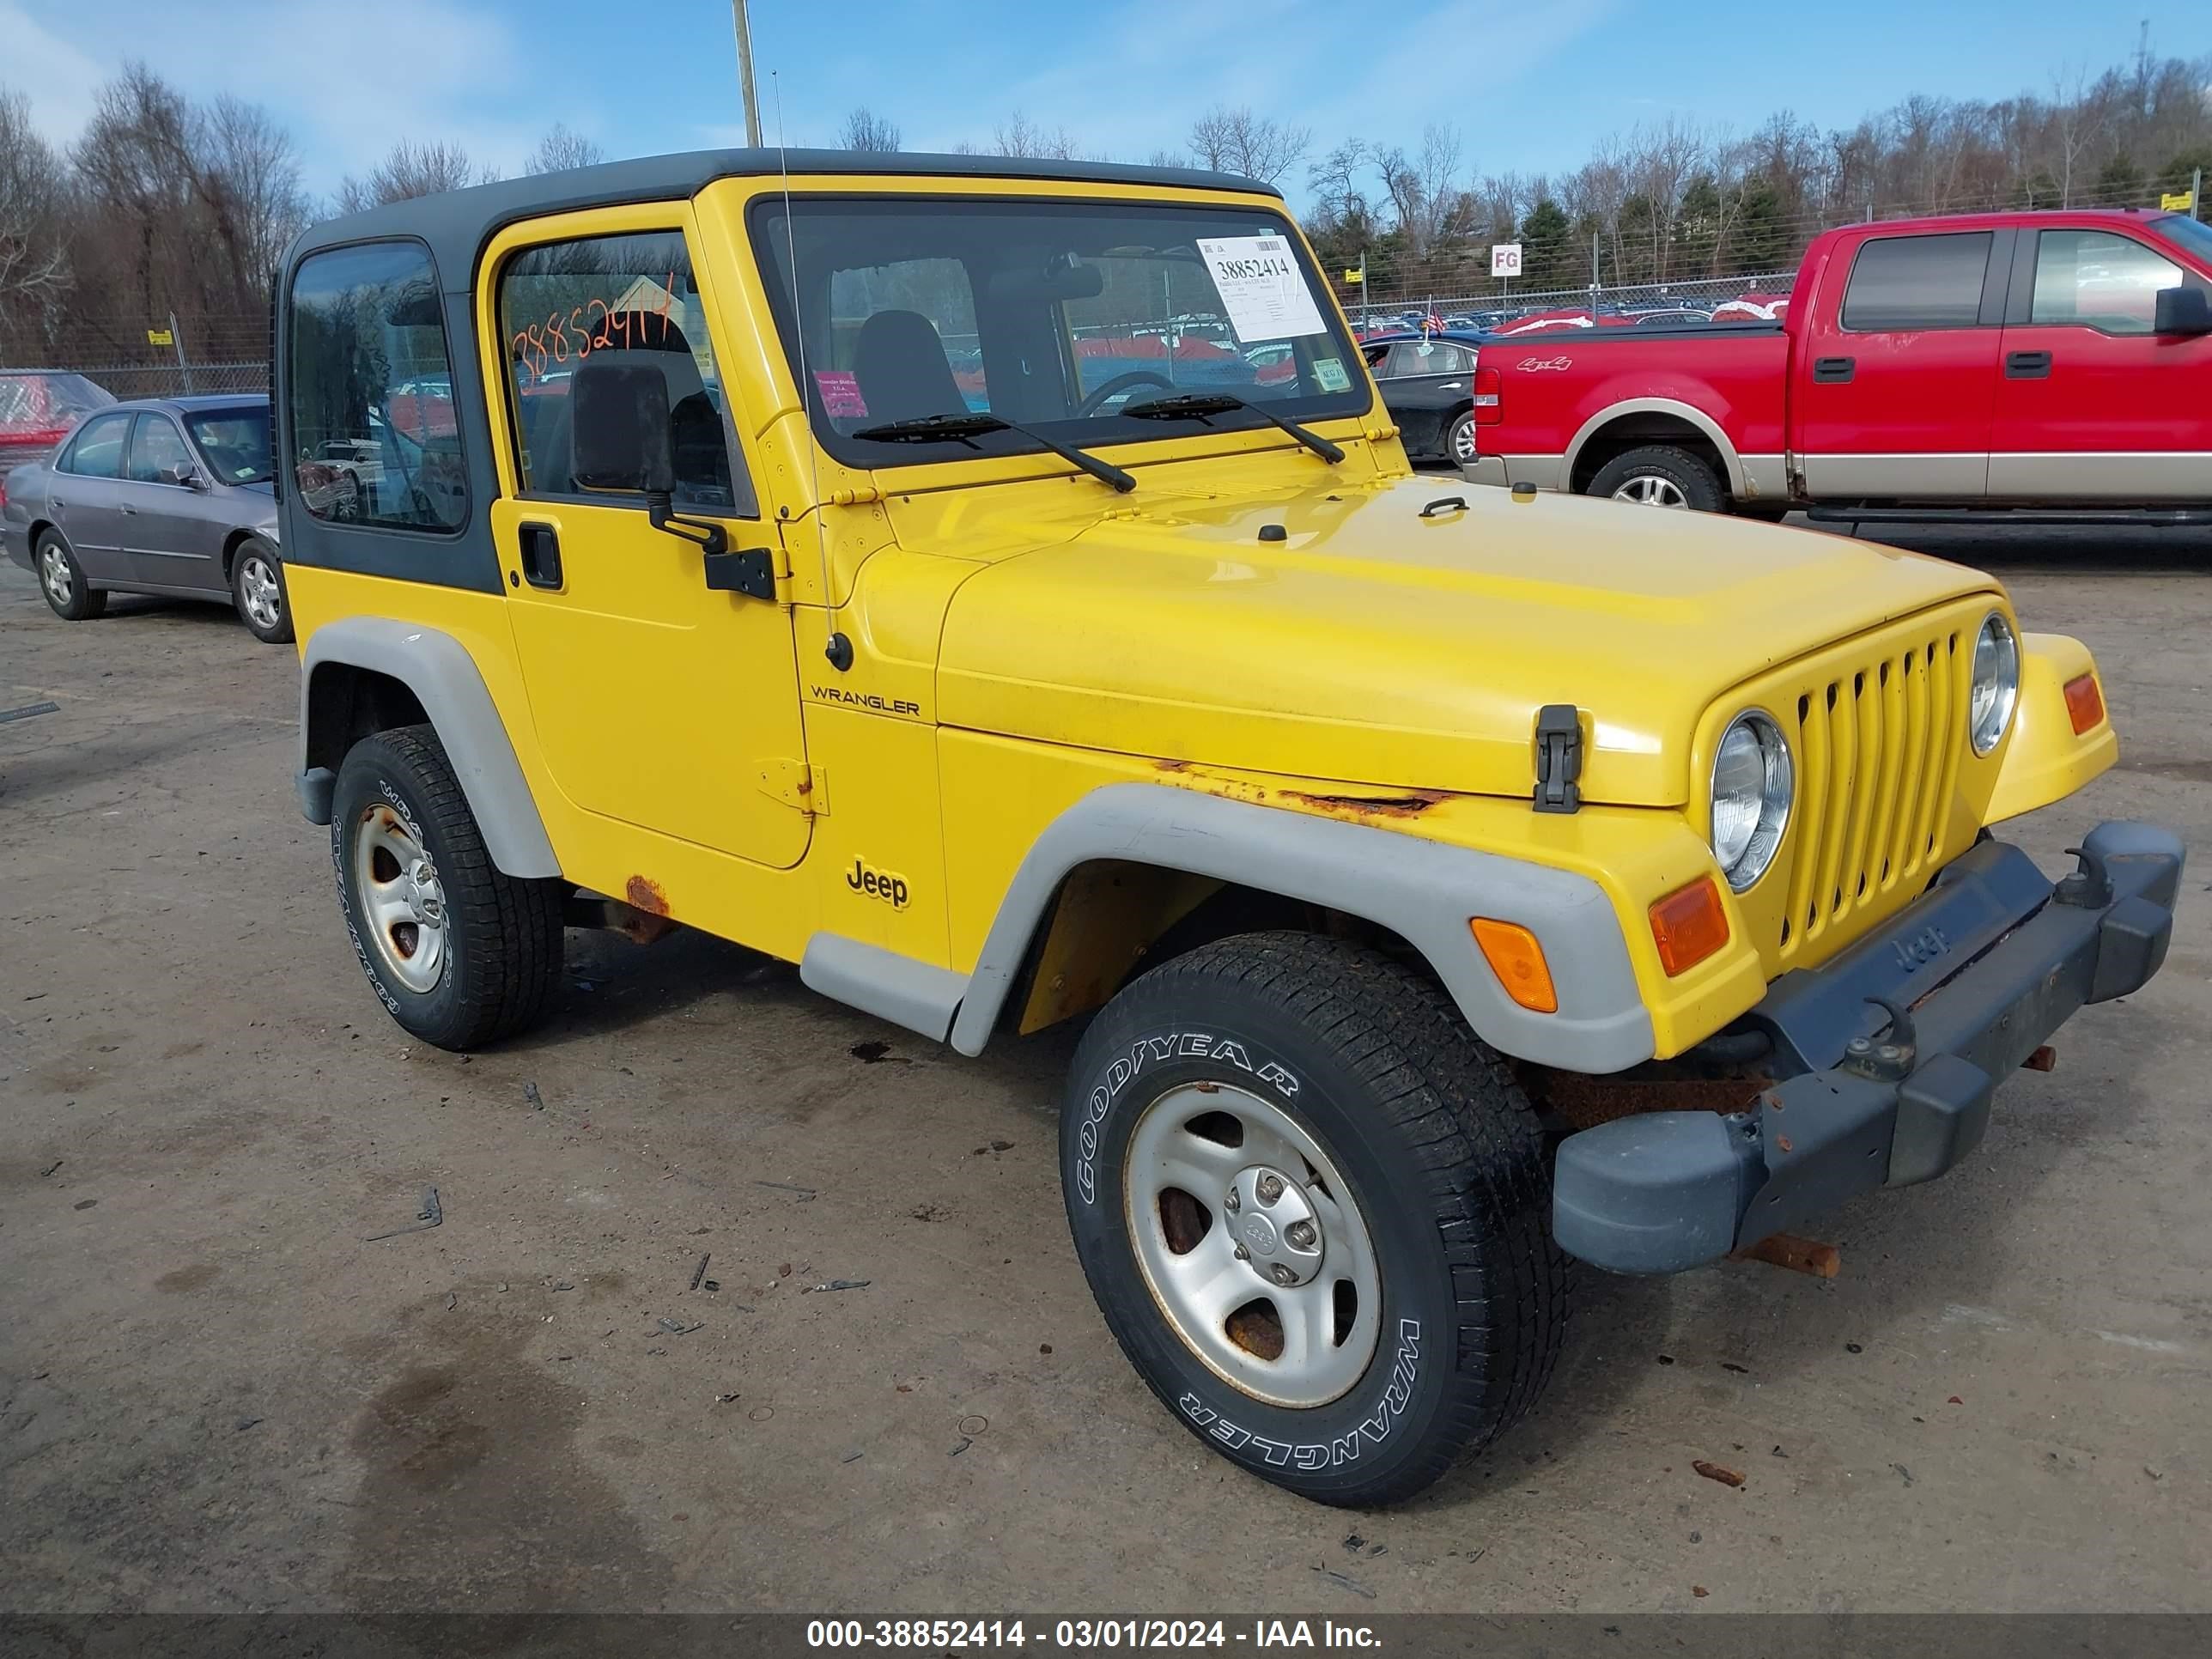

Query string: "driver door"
[480, 204, 811, 871]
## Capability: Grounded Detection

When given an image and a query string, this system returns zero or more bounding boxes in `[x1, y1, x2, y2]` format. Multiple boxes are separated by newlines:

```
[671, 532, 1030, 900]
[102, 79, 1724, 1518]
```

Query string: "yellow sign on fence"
[1342, 268, 1364, 284]
[2160, 191, 2196, 212]
[146, 327, 173, 346]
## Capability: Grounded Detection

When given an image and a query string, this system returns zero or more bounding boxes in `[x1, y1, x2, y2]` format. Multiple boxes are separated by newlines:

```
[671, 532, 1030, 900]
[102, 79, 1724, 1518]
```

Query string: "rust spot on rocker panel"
[625, 876, 671, 916]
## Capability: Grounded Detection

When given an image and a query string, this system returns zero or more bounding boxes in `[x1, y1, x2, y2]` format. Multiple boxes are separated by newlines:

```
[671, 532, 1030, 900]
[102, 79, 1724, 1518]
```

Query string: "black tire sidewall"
[1446, 411, 1478, 465]
[232, 537, 292, 643]
[36, 532, 97, 621]
[1589, 445, 1723, 511]
[331, 736, 472, 1042]
[1061, 975, 1463, 1504]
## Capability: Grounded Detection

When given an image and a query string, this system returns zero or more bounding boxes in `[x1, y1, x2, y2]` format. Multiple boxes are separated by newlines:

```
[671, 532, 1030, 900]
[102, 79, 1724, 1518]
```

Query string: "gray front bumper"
[1553, 821, 2184, 1275]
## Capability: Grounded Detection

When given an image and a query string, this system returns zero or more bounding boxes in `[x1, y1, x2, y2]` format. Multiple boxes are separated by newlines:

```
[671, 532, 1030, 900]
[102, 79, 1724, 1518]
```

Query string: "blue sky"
[3, 0, 2208, 204]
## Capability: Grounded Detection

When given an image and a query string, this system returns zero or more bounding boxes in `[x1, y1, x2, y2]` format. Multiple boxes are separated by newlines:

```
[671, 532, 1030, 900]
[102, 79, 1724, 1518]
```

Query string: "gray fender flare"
[946, 782, 1655, 1073]
[298, 617, 561, 878]
[1564, 397, 1747, 498]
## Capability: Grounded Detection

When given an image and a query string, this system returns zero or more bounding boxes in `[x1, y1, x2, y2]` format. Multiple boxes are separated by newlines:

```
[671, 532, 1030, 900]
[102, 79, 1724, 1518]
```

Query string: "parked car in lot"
[0, 369, 113, 476]
[278, 151, 2174, 1509]
[1468, 209, 2212, 520]
[1359, 329, 1488, 464]
[1, 394, 290, 641]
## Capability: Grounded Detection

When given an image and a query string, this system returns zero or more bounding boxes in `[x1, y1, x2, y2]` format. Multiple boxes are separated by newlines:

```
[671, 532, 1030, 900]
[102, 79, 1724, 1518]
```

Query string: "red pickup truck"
[1467, 209, 2212, 523]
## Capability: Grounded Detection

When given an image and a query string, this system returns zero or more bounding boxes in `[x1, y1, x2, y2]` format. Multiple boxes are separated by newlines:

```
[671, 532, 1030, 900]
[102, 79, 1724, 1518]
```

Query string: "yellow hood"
[932, 476, 1999, 806]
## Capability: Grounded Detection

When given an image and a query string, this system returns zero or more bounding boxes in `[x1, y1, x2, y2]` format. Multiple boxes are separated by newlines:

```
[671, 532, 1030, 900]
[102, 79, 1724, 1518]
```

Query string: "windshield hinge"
[830, 483, 883, 506]
[1533, 704, 1583, 815]
[757, 758, 828, 816]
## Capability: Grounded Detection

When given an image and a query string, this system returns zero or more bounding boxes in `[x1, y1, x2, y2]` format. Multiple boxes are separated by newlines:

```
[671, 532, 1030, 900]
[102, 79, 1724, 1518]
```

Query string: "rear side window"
[497, 228, 754, 515]
[2031, 230, 2185, 334]
[1840, 233, 1993, 331]
[288, 240, 467, 531]
[61, 410, 131, 477]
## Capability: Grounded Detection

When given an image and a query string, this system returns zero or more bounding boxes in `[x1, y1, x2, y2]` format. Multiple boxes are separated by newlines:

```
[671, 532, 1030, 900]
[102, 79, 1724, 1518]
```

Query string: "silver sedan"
[0, 394, 290, 643]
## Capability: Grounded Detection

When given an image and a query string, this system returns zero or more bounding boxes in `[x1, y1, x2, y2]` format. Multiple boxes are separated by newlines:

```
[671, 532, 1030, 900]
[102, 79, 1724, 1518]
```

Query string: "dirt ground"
[3, 522, 2209, 1617]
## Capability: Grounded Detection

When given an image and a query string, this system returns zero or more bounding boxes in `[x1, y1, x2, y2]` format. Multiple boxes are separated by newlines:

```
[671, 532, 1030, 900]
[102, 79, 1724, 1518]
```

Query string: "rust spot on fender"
[1280, 787, 1460, 822]
[625, 876, 671, 916]
[1153, 757, 1193, 773]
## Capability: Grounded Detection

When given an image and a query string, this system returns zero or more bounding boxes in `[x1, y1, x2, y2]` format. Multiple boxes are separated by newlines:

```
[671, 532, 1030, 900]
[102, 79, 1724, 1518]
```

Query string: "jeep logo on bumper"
[1892, 923, 1952, 972]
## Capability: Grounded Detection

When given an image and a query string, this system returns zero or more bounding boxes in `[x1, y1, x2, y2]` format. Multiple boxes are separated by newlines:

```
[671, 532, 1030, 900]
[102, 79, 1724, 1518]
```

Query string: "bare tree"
[2049, 64, 2107, 207]
[337, 139, 494, 213]
[1186, 106, 1310, 186]
[526, 123, 605, 175]
[0, 88, 70, 336]
[991, 111, 1079, 160]
[838, 107, 902, 152]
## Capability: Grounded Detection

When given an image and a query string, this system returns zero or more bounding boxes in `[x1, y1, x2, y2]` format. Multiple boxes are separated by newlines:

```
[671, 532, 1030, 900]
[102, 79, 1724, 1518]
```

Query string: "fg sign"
[1491, 243, 1523, 279]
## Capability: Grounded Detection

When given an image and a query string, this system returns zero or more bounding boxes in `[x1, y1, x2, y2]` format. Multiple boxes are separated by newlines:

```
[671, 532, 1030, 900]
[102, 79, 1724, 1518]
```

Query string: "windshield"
[2155, 213, 2212, 264]
[750, 196, 1368, 469]
[186, 405, 274, 484]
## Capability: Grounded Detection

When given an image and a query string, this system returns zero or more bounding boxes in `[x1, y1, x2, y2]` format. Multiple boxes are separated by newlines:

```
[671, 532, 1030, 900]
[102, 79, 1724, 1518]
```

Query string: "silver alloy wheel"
[1611, 473, 1690, 507]
[1449, 418, 1478, 465]
[1124, 1081, 1382, 1409]
[238, 552, 283, 632]
[40, 544, 73, 607]
[352, 802, 448, 994]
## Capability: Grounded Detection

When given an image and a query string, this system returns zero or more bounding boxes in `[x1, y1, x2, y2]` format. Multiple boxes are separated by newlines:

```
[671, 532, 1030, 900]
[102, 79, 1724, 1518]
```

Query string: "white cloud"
[0, 3, 106, 143]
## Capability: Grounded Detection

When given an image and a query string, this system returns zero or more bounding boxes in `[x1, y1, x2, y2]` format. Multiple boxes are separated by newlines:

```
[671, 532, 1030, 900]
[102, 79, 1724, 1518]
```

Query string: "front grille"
[1775, 622, 1967, 964]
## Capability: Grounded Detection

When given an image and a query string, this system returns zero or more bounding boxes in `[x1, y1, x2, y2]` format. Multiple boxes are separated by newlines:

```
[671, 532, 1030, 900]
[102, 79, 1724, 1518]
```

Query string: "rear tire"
[35, 531, 106, 621]
[331, 724, 564, 1050]
[1060, 931, 1571, 1506]
[1586, 444, 1723, 512]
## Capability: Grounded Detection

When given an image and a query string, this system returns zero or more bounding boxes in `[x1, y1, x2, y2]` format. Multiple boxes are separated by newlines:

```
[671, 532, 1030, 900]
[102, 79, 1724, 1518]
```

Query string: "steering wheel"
[1077, 368, 1176, 417]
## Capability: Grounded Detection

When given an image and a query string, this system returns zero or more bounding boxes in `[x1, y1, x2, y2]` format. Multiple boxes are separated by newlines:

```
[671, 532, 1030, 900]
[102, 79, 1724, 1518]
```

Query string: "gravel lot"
[3, 520, 2209, 1616]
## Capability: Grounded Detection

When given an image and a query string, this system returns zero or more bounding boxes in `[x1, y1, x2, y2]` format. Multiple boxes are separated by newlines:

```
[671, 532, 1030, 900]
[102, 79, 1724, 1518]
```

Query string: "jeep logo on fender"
[1892, 923, 1952, 972]
[846, 858, 909, 908]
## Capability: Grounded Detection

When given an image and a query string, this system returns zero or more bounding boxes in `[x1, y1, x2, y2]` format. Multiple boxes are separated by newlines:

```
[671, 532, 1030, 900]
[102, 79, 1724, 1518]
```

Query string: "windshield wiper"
[1121, 392, 1344, 465]
[849, 411, 1135, 494]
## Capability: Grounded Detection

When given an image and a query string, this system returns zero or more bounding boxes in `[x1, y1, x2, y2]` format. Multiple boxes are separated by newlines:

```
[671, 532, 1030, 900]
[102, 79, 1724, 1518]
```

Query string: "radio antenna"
[775, 72, 844, 668]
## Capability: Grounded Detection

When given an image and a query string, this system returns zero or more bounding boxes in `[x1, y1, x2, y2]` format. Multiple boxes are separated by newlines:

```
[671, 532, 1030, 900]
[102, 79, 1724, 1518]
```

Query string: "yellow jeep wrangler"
[276, 150, 2182, 1506]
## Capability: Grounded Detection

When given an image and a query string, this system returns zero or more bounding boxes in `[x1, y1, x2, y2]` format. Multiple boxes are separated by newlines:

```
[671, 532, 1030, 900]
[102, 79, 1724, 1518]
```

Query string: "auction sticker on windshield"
[1198, 236, 1326, 344]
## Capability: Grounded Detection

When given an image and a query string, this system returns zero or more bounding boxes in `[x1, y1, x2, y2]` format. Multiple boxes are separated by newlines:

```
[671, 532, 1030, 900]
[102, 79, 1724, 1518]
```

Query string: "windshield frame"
[746, 191, 1372, 474]
[185, 403, 276, 485]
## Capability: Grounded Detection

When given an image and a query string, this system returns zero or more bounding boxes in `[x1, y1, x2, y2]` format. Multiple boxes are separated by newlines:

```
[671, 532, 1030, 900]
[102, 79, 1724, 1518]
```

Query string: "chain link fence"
[1345, 270, 1798, 326]
[26, 360, 270, 399]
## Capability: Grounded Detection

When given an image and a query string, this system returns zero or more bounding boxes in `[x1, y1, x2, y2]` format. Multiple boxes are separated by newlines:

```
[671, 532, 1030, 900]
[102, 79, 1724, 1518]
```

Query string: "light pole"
[732, 0, 763, 147]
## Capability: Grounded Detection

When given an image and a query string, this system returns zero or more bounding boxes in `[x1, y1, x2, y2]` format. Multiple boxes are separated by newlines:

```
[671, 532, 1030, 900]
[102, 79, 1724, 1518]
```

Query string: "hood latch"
[1533, 704, 1583, 815]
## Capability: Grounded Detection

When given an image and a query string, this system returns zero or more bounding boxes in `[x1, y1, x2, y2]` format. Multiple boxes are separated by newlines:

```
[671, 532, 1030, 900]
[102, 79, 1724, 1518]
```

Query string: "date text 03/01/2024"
[805, 1620, 1382, 1649]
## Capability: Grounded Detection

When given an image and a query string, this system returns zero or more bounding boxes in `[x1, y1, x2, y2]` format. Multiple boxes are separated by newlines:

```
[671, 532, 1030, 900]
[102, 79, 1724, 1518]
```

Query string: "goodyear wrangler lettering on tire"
[1073, 1030, 1302, 1205]
[1176, 1320, 1422, 1469]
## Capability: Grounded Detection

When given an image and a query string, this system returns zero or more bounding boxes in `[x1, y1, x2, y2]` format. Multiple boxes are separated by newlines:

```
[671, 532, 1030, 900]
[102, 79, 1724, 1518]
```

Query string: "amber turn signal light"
[2063, 673, 2105, 736]
[1470, 918, 1558, 1013]
[1650, 878, 1730, 977]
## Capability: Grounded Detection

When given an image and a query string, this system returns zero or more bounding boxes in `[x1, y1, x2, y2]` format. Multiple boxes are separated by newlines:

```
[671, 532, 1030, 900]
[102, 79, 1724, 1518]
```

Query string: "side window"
[1840, 233, 1993, 331]
[498, 228, 754, 515]
[289, 240, 467, 530]
[62, 411, 131, 478]
[128, 415, 193, 483]
[2031, 230, 2185, 335]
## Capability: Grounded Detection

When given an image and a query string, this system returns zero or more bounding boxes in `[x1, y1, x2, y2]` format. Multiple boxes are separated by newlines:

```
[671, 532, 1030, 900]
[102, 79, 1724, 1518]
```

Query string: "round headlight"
[1711, 710, 1793, 892]
[1969, 611, 2019, 756]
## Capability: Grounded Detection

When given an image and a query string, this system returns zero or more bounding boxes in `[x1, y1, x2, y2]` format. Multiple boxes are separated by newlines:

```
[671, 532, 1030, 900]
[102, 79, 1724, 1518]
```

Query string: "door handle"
[517, 522, 562, 589]
[2006, 349, 2052, 379]
[1812, 356, 1856, 384]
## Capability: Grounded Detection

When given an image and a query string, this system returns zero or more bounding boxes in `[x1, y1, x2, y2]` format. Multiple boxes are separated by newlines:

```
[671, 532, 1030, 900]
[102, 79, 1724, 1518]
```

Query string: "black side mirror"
[571, 361, 677, 494]
[2154, 284, 2212, 337]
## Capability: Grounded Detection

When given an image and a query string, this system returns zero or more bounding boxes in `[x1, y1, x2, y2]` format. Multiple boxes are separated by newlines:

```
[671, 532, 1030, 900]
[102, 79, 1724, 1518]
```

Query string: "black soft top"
[287, 148, 1279, 292]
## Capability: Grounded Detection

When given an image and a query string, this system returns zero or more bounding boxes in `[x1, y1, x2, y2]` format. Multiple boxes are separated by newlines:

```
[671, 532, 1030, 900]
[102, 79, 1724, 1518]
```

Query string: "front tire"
[1586, 443, 1724, 512]
[230, 536, 293, 643]
[35, 531, 106, 621]
[1060, 932, 1571, 1506]
[331, 724, 564, 1050]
